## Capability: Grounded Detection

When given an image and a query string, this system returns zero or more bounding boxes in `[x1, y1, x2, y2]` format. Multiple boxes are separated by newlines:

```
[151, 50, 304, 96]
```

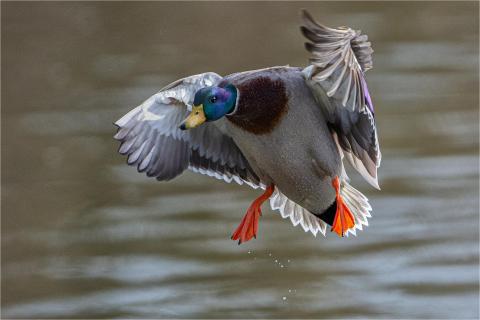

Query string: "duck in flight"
[114, 10, 381, 244]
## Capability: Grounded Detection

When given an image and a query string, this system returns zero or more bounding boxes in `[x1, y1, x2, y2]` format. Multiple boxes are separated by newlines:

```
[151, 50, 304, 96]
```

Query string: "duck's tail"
[269, 187, 328, 237]
[269, 176, 372, 238]
[314, 178, 372, 237]
[339, 177, 372, 236]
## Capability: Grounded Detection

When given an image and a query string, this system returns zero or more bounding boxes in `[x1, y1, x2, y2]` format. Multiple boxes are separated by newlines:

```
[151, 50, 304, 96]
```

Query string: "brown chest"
[226, 76, 289, 135]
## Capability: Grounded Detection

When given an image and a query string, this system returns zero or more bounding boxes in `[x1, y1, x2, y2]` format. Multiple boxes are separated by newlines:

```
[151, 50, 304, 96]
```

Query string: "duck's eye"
[209, 96, 217, 103]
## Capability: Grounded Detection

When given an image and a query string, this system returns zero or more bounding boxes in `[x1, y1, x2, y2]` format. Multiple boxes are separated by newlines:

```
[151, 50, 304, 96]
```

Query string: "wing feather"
[114, 72, 261, 187]
[301, 10, 381, 188]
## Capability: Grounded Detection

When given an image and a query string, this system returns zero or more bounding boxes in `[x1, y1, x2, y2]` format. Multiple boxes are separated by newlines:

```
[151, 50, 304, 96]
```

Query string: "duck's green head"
[179, 84, 237, 130]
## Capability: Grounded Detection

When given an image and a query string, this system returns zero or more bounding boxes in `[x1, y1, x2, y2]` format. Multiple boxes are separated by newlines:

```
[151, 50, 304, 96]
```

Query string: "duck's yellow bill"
[179, 104, 206, 130]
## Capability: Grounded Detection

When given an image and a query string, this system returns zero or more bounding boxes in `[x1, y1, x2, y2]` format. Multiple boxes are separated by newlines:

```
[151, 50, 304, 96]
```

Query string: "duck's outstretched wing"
[300, 10, 381, 189]
[114, 72, 261, 188]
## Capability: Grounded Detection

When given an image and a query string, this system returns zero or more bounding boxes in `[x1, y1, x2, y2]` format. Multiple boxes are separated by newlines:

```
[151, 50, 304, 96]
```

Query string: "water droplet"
[268, 253, 272, 256]
[275, 259, 278, 263]
[280, 265, 284, 268]
[288, 289, 291, 293]
[287, 259, 291, 263]
[247, 251, 251, 254]
[282, 296, 287, 301]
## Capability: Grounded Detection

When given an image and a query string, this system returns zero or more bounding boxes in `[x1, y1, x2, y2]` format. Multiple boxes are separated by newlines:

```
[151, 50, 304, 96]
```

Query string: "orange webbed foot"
[231, 184, 275, 244]
[331, 177, 355, 237]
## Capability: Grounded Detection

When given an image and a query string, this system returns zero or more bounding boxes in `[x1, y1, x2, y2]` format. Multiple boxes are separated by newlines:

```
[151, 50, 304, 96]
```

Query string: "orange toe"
[331, 177, 355, 237]
[231, 184, 274, 244]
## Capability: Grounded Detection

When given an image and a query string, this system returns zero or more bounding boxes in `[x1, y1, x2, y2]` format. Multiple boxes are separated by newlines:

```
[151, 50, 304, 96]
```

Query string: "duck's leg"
[231, 184, 275, 244]
[331, 176, 355, 237]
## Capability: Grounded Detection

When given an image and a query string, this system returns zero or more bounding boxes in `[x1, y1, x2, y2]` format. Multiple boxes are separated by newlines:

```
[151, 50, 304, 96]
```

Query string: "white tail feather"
[341, 179, 372, 237]
[269, 187, 327, 237]
[268, 178, 372, 238]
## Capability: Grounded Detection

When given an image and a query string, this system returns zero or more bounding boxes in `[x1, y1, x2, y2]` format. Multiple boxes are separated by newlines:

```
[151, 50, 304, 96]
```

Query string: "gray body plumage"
[217, 67, 341, 214]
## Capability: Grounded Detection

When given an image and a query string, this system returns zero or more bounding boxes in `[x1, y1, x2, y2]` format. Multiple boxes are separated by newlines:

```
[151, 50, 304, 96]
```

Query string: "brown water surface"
[2, 2, 479, 319]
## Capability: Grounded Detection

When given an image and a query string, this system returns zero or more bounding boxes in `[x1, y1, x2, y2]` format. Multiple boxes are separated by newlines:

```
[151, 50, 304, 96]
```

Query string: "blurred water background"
[2, 2, 479, 319]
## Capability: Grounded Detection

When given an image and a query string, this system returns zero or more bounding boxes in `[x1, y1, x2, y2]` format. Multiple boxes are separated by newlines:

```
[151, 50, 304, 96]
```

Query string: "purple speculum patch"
[361, 76, 374, 115]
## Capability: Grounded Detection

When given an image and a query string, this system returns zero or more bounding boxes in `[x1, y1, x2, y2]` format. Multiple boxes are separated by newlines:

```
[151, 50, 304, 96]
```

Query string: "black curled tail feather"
[314, 200, 337, 226]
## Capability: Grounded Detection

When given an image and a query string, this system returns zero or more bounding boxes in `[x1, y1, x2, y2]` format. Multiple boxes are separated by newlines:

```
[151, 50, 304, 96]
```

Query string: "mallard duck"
[114, 10, 381, 244]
